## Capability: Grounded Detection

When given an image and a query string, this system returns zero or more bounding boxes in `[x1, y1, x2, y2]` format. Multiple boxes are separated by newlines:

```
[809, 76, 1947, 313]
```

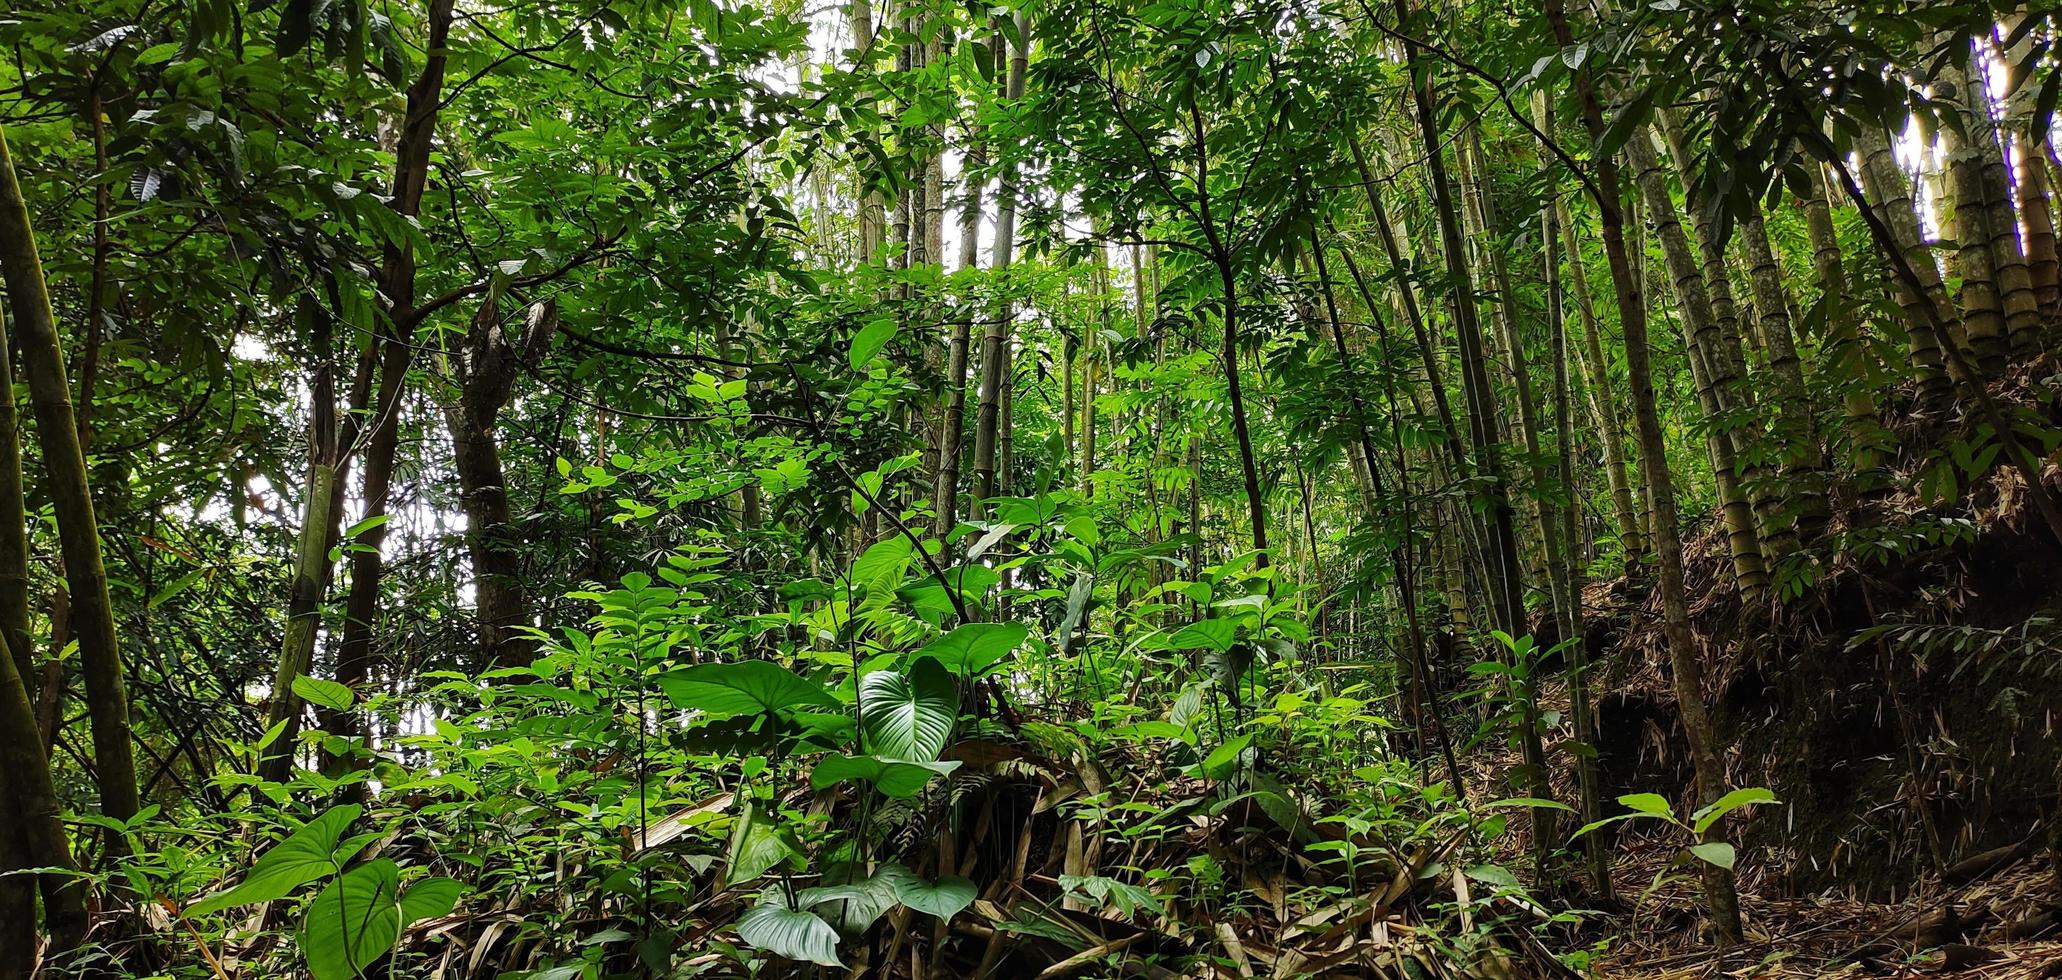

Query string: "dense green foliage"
[3, 0, 2060, 975]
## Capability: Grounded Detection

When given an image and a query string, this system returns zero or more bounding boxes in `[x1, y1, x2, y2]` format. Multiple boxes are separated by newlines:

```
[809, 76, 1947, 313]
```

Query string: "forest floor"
[1594, 850, 2062, 978]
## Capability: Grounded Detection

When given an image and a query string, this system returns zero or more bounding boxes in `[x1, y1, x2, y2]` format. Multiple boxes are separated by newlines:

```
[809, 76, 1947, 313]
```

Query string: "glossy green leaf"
[858, 657, 956, 762]
[809, 755, 960, 797]
[912, 622, 1027, 676]
[657, 661, 839, 717]
[186, 805, 365, 916]
[737, 900, 842, 966]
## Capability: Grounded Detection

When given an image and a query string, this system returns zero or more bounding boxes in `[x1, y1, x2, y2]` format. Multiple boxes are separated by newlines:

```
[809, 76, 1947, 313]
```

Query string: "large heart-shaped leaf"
[737, 900, 842, 966]
[890, 872, 976, 920]
[187, 805, 366, 916]
[810, 755, 960, 798]
[798, 863, 908, 933]
[858, 658, 957, 762]
[913, 623, 1027, 676]
[657, 661, 839, 717]
[298, 861, 465, 980]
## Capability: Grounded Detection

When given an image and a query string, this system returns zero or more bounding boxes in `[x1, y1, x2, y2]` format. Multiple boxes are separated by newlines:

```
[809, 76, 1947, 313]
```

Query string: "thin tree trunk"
[1736, 210, 1828, 541]
[1082, 249, 1105, 499]
[1799, 164, 1883, 471]
[1856, 128, 1957, 400]
[1627, 130, 1770, 596]
[971, 14, 1027, 512]
[0, 124, 141, 836]
[317, 0, 459, 764]
[1538, 146, 1610, 898]
[934, 30, 989, 537]
[1395, 18, 1550, 850]
[1555, 198, 1645, 562]
[1545, 0, 1742, 940]
[1655, 115, 1788, 560]
[1458, 128, 1562, 616]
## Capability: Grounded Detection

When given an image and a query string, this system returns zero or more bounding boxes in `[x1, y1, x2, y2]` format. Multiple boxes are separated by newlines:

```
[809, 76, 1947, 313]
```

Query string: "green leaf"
[1687, 841, 1736, 870]
[1200, 733, 1253, 781]
[809, 755, 960, 797]
[300, 860, 398, 980]
[397, 877, 465, 923]
[849, 316, 898, 370]
[722, 802, 801, 890]
[186, 805, 365, 916]
[148, 569, 206, 609]
[292, 674, 357, 711]
[1484, 797, 1576, 813]
[658, 661, 840, 717]
[299, 865, 461, 980]
[1616, 793, 1679, 823]
[737, 901, 842, 966]
[1167, 618, 1236, 653]
[890, 872, 976, 919]
[913, 623, 1027, 676]
[858, 658, 957, 762]
[1692, 788, 1777, 835]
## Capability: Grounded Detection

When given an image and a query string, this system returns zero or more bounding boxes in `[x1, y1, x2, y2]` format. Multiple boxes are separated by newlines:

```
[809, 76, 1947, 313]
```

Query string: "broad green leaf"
[292, 674, 357, 711]
[809, 755, 960, 797]
[1691, 788, 1778, 834]
[1464, 864, 1521, 889]
[1167, 618, 1236, 653]
[797, 864, 905, 932]
[186, 805, 365, 916]
[913, 623, 1027, 676]
[890, 872, 976, 919]
[737, 901, 842, 966]
[299, 860, 392, 980]
[1616, 793, 1679, 823]
[300, 866, 462, 980]
[858, 658, 956, 762]
[1687, 842, 1736, 870]
[1200, 733, 1254, 781]
[1110, 720, 1191, 743]
[657, 661, 839, 717]
[849, 316, 898, 370]
[721, 802, 799, 889]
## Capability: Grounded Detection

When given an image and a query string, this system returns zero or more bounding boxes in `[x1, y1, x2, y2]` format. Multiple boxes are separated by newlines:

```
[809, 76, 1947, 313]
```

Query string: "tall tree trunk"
[1956, 41, 2042, 360]
[1538, 145, 1610, 897]
[1394, 18, 1551, 850]
[1082, 249, 1105, 500]
[971, 13, 1028, 511]
[1856, 128, 1957, 400]
[0, 124, 142, 836]
[448, 298, 559, 668]
[318, 0, 459, 766]
[1627, 130, 1770, 597]
[1554, 198, 1645, 561]
[1655, 115, 1788, 560]
[1736, 210, 1828, 542]
[1799, 164, 1883, 471]
[0, 301, 92, 975]
[1458, 129, 1563, 617]
[1936, 47, 2011, 378]
[1544, 0, 1743, 941]
[934, 25, 990, 538]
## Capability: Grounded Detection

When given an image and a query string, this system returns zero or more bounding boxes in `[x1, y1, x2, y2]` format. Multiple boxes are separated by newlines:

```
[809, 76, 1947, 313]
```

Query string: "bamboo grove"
[2, 0, 2060, 975]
